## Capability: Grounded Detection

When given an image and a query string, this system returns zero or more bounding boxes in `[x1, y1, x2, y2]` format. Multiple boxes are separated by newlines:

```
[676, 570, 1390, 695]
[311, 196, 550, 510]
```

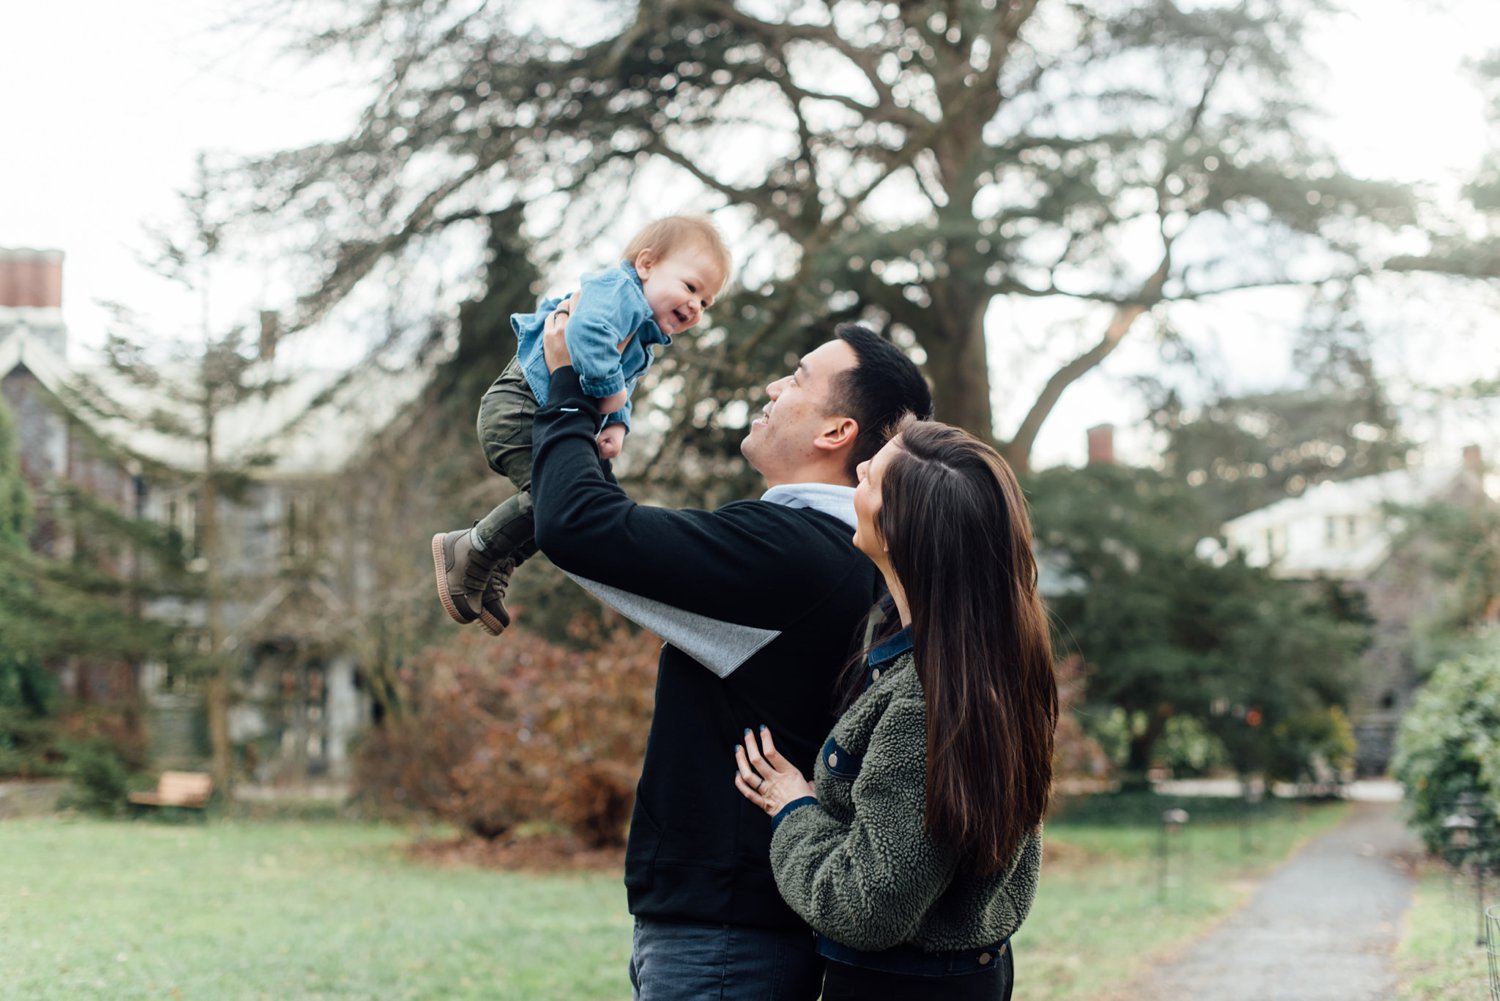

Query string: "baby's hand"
[597, 423, 626, 460]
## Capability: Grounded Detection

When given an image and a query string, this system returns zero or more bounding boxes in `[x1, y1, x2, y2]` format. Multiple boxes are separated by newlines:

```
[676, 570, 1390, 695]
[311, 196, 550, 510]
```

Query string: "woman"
[734, 419, 1058, 1001]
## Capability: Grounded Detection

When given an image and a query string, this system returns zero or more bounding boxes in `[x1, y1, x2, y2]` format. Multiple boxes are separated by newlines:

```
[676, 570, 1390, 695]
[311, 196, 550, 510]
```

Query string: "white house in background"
[1, 248, 426, 782]
[1219, 448, 1493, 775]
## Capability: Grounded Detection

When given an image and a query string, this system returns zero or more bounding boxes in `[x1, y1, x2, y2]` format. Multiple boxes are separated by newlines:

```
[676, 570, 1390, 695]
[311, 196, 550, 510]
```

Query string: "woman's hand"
[734, 726, 814, 817]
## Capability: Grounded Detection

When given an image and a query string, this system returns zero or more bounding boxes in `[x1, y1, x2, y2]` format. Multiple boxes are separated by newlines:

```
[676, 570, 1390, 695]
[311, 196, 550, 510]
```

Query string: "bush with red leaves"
[1052, 654, 1111, 786]
[356, 616, 657, 847]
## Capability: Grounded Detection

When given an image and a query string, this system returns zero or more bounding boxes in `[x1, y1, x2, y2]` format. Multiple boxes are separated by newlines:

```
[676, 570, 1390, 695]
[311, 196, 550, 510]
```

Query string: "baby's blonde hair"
[623, 215, 732, 289]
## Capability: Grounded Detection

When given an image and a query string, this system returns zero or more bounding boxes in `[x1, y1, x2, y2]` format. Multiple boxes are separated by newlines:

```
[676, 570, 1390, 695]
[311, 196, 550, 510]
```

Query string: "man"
[532, 315, 933, 1001]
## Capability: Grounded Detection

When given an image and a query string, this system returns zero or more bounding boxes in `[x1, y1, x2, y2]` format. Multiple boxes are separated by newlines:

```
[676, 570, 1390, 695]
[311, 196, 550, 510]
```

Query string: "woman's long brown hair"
[877, 420, 1058, 874]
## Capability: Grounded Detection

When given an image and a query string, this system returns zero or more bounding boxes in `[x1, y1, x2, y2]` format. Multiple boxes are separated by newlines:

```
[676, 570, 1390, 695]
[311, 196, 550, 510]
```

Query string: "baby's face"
[635, 244, 724, 336]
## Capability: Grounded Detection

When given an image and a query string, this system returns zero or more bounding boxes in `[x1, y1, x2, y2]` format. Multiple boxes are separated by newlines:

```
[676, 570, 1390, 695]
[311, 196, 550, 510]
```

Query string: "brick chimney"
[0, 249, 64, 308]
[1087, 423, 1116, 466]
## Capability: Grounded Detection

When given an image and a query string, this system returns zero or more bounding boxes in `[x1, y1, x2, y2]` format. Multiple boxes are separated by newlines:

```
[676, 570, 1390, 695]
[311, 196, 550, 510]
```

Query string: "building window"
[283, 493, 319, 561]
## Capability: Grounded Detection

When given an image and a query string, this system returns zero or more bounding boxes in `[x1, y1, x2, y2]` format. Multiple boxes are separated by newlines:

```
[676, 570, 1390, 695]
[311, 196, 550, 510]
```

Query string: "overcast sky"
[1, 1, 1495, 465]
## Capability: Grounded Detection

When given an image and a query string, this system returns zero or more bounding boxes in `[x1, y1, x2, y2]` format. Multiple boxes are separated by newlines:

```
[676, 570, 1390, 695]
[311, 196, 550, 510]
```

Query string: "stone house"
[1219, 449, 1495, 775]
[0, 248, 424, 782]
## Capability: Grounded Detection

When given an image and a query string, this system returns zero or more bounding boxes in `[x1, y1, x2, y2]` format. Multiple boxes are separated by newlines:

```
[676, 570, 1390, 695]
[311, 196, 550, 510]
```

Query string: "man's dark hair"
[830, 323, 934, 479]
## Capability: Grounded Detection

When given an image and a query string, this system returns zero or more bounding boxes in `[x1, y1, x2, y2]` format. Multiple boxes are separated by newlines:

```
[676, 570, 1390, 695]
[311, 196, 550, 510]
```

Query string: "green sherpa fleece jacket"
[769, 650, 1043, 954]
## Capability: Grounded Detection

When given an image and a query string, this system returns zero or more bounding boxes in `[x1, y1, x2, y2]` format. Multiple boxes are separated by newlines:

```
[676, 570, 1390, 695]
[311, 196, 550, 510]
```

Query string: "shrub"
[1265, 705, 1355, 787]
[60, 741, 131, 816]
[0, 701, 145, 781]
[1393, 637, 1500, 864]
[1048, 789, 1300, 825]
[56, 704, 150, 772]
[356, 615, 657, 847]
[1156, 715, 1229, 778]
[1052, 654, 1110, 783]
[0, 707, 67, 778]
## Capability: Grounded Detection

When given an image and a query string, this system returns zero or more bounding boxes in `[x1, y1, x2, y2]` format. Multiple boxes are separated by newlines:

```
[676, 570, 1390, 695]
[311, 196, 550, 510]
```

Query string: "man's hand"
[597, 423, 626, 461]
[543, 293, 579, 373]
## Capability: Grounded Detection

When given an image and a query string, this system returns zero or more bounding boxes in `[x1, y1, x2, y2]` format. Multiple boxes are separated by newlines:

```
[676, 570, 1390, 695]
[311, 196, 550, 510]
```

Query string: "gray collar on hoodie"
[563, 482, 857, 678]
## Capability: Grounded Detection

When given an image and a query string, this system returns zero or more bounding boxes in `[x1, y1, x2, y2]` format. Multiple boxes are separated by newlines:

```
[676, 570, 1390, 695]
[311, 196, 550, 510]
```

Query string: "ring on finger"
[754, 775, 765, 791]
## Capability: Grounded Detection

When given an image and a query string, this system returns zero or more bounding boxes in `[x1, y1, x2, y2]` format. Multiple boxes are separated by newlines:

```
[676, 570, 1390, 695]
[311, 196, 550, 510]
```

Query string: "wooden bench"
[128, 771, 213, 815]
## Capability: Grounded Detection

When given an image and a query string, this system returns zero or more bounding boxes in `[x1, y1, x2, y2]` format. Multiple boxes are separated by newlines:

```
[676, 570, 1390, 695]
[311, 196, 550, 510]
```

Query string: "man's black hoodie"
[532, 365, 881, 931]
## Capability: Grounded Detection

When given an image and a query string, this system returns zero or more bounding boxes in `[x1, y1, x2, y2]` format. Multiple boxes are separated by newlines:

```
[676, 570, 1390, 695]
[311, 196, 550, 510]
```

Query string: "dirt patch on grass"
[1386, 847, 1429, 876]
[406, 832, 625, 872]
[1039, 838, 1113, 869]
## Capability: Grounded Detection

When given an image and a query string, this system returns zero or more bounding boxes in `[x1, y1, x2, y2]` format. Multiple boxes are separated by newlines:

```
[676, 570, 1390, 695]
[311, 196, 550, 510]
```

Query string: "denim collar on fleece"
[867, 625, 913, 667]
[760, 482, 856, 529]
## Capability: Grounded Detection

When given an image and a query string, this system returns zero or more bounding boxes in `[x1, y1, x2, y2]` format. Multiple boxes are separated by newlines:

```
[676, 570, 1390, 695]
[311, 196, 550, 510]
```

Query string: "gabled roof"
[1220, 463, 1484, 579]
[0, 327, 72, 394]
[1, 329, 426, 479]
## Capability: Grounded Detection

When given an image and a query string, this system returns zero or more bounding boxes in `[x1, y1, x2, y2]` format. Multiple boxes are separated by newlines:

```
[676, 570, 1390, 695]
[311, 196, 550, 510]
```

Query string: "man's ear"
[813, 417, 858, 453]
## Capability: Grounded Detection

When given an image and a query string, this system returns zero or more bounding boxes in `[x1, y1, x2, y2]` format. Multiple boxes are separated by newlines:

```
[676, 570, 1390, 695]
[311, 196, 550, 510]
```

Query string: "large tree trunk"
[1122, 703, 1173, 791]
[922, 303, 995, 442]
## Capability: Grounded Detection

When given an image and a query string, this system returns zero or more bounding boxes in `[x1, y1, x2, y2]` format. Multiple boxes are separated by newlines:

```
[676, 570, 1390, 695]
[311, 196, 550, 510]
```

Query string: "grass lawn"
[0, 798, 1348, 1000]
[0, 818, 630, 1000]
[1393, 859, 1494, 1000]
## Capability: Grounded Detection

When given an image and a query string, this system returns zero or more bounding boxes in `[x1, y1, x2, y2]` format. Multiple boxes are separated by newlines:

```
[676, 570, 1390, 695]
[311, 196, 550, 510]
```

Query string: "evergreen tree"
[0, 397, 181, 774]
[1028, 461, 1368, 783]
[0, 397, 52, 721]
[65, 164, 290, 789]
[0, 396, 26, 545]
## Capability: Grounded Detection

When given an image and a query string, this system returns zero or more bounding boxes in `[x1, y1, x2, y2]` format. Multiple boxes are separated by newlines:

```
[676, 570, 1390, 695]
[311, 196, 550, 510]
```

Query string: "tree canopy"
[1150, 384, 1412, 524]
[230, 0, 1427, 478]
[1389, 47, 1500, 282]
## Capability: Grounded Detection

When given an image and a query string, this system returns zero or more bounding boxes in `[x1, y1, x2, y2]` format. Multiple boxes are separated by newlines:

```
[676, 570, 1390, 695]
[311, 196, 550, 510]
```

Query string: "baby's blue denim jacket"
[513, 262, 670, 432]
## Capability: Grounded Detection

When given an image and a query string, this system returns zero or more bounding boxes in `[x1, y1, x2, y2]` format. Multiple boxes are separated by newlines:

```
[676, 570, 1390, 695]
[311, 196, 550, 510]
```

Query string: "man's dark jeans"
[628, 917, 823, 1001]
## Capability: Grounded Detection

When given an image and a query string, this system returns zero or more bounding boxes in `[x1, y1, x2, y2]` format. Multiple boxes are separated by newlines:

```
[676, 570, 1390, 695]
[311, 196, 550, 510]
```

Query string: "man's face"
[741, 338, 858, 485]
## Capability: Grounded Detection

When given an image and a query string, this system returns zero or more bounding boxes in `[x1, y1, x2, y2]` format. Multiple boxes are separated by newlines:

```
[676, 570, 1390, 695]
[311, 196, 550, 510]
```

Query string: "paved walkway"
[0, 780, 69, 819]
[1118, 799, 1419, 1001]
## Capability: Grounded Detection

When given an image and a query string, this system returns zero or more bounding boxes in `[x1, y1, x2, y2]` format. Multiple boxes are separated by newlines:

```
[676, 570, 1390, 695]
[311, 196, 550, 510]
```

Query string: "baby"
[432, 214, 732, 634]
